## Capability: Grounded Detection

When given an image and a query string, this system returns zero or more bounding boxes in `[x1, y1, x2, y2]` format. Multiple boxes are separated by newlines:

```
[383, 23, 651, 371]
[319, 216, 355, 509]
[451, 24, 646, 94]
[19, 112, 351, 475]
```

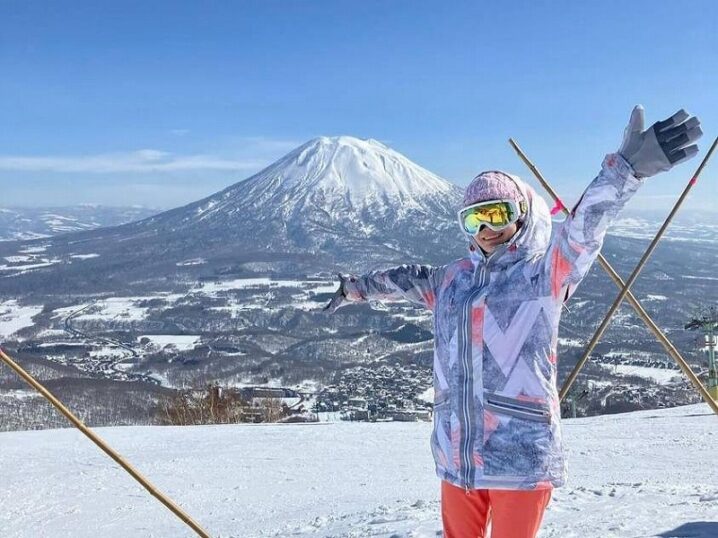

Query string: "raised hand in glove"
[619, 105, 703, 178]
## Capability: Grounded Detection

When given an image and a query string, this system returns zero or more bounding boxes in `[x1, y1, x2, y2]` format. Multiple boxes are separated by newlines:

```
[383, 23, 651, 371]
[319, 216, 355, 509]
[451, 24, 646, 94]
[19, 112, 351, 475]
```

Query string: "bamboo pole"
[508, 137, 718, 416]
[0, 347, 212, 537]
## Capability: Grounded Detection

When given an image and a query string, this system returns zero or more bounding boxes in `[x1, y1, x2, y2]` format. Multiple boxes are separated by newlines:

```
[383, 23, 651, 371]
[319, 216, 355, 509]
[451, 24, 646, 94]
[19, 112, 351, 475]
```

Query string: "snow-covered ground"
[602, 363, 682, 384]
[138, 334, 201, 351]
[194, 278, 336, 295]
[1, 403, 716, 537]
[71, 297, 152, 322]
[51, 294, 185, 325]
[0, 300, 43, 340]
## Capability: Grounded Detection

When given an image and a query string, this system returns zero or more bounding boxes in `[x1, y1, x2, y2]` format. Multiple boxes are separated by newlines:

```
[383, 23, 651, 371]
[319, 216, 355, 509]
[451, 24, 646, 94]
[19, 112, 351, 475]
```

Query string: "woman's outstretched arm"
[324, 264, 445, 313]
[543, 105, 702, 302]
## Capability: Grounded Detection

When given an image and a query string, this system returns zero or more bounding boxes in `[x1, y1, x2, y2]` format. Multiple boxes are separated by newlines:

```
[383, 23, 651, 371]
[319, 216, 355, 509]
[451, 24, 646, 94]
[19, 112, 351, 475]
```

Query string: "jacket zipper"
[484, 397, 551, 423]
[459, 265, 487, 491]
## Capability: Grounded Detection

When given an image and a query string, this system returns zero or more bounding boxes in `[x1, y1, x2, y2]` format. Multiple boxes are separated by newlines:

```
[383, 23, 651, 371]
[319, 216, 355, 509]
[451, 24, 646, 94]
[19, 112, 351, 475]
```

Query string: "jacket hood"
[467, 173, 552, 269]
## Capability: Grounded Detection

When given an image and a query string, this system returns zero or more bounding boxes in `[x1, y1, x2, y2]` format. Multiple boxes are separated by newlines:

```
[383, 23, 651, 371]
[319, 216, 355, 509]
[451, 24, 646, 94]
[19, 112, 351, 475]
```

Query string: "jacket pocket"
[482, 392, 553, 478]
[484, 393, 551, 423]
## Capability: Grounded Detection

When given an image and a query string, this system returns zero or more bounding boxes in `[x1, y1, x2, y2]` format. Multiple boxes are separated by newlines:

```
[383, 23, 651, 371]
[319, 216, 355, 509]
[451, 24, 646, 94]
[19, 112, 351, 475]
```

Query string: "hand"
[323, 274, 349, 313]
[618, 105, 702, 178]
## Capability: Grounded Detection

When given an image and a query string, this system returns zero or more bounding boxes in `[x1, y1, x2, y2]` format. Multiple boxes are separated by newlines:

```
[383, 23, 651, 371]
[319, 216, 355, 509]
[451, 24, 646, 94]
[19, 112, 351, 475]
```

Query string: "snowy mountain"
[0, 136, 465, 292]
[0, 206, 159, 242]
[193, 136, 458, 222]
[130, 135, 464, 264]
[2, 402, 716, 537]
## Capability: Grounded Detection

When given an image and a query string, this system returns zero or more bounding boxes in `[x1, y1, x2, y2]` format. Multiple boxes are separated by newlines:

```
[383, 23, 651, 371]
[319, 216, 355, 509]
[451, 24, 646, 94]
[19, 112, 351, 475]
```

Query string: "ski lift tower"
[685, 306, 718, 401]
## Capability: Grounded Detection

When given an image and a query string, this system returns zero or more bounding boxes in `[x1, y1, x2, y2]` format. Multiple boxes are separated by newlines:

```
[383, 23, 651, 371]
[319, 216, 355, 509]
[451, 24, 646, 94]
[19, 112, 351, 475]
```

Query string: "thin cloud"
[234, 136, 304, 154]
[0, 150, 265, 174]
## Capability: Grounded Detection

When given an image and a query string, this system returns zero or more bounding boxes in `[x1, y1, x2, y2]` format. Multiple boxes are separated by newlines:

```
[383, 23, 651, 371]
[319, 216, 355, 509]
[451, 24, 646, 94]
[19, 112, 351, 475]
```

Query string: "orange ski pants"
[441, 480, 552, 538]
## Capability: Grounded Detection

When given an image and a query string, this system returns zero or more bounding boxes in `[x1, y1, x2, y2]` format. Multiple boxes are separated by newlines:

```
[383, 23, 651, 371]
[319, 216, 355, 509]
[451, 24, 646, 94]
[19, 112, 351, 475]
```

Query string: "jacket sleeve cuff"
[604, 152, 644, 191]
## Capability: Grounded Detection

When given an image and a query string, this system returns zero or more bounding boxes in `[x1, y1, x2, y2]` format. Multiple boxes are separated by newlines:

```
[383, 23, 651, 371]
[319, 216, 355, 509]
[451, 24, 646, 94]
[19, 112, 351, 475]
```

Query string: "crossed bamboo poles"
[0, 347, 212, 537]
[508, 137, 718, 416]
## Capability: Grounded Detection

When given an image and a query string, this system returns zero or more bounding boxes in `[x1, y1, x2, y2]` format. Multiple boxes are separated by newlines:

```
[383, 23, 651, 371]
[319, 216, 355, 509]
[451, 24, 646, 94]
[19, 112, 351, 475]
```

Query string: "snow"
[34, 328, 69, 338]
[3, 231, 51, 241]
[52, 297, 169, 323]
[36, 341, 86, 348]
[418, 386, 434, 403]
[0, 246, 61, 275]
[587, 379, 613, 390]
[194, 278, 335, 294]
[176, 258, 207, 266]
[146, 371, 171, 386]
[0, 300, 43, 339]
[557, 337, 583, 347]
[0, 389, 42, 401]
[195, 277, 280, 293]
[139, 334, 201, 351]
[18, 245, 48, 254]
[269, 136, 456, 212]
[51, 304, 92, 318]
[75, 298, 149, 322]
[0, 260, 59, 273]
[3, 255, 34, 263]
[609, 217, 718, 244]
[682, 275, 718, 281]
[42, 214, 78, 222]
[193, 278, 337, 311]
[291, 379, 322, 394]
[1, 403, 716, 537]
[88, 346, 131, 359]
[601, 364, 682, 384]
[69, 253, 100, 260]
[293, 297, 326, 311]
[179, 135, 461, 231]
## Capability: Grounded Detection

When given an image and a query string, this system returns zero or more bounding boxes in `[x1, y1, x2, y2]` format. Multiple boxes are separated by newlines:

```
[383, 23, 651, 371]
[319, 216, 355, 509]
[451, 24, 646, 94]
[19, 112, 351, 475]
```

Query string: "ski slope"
[1, 404, 716, 537]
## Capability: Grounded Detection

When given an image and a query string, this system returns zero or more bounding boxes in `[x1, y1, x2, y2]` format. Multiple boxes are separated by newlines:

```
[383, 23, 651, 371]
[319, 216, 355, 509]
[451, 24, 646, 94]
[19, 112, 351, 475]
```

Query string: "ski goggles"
[457, 199, 526, 235]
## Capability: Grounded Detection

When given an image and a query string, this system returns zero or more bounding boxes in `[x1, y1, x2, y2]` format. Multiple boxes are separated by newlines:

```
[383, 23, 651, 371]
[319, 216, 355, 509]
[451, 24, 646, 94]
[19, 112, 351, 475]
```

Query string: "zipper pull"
[465, 484, 471, 495]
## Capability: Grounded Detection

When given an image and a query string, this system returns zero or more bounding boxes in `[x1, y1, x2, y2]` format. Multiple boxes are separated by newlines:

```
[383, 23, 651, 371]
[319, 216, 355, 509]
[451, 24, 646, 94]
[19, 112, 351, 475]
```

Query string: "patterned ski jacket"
[342, 153, 643, 490]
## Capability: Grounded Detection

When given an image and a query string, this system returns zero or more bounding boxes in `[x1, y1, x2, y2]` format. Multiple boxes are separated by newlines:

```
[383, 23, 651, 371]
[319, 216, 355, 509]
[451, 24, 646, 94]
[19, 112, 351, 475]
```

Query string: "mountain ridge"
[0, 136, 467, 293]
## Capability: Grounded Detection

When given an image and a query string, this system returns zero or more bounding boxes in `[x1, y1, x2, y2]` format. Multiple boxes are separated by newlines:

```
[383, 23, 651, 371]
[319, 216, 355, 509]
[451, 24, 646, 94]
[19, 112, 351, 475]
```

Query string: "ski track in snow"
[1, 405, 716, 537]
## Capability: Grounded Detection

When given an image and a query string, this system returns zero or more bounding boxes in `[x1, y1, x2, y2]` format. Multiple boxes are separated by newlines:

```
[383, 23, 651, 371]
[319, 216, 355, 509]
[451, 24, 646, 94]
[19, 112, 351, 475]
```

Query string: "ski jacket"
[342, 153, 643, 490]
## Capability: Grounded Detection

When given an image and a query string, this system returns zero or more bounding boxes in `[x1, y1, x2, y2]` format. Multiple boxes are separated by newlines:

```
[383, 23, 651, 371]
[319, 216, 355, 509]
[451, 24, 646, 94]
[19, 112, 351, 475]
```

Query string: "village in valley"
[234, 362, 434, 424]
[312, 363, 433, 422]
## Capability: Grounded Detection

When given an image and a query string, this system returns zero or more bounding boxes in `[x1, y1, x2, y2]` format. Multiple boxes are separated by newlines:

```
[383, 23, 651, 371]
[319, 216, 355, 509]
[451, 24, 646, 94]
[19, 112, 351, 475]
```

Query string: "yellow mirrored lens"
[462, 202, 512, 232]
[464, 213, 482, 232]
[476, 205, 510, 224]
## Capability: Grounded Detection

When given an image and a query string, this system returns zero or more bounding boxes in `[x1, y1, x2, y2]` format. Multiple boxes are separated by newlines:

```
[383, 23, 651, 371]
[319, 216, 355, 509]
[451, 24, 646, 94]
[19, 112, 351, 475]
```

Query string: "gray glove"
[323, 274, 350, 313]
[618, 105, 702, 178]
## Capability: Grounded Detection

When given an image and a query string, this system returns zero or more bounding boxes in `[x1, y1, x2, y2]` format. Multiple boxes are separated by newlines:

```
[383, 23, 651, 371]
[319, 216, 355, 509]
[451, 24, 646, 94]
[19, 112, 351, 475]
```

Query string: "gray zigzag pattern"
[481, 305, 553, 390]
[485, 271, 536, 332]
[482, 344, 507, 393]
[515, 307, 554, 382]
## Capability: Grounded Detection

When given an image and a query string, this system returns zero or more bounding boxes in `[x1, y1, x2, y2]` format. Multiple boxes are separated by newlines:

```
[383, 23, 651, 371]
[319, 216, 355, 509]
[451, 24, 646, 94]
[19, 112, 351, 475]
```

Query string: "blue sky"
[1, 0, 716, 211]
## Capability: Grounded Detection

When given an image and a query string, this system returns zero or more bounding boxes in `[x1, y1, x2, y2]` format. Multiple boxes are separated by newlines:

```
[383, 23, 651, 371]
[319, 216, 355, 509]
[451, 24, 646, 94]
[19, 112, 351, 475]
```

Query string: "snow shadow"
[657, 522, 718, 537]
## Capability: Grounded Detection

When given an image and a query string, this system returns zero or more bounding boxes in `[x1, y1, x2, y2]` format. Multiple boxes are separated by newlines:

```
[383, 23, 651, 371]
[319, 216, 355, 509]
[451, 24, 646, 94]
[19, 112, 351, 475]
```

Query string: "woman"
[324, 106, 702, 537]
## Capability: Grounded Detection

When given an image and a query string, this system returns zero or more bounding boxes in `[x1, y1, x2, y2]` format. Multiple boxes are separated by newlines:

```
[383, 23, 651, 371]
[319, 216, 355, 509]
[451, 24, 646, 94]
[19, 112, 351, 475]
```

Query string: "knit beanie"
[463, 170, 524, 207]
